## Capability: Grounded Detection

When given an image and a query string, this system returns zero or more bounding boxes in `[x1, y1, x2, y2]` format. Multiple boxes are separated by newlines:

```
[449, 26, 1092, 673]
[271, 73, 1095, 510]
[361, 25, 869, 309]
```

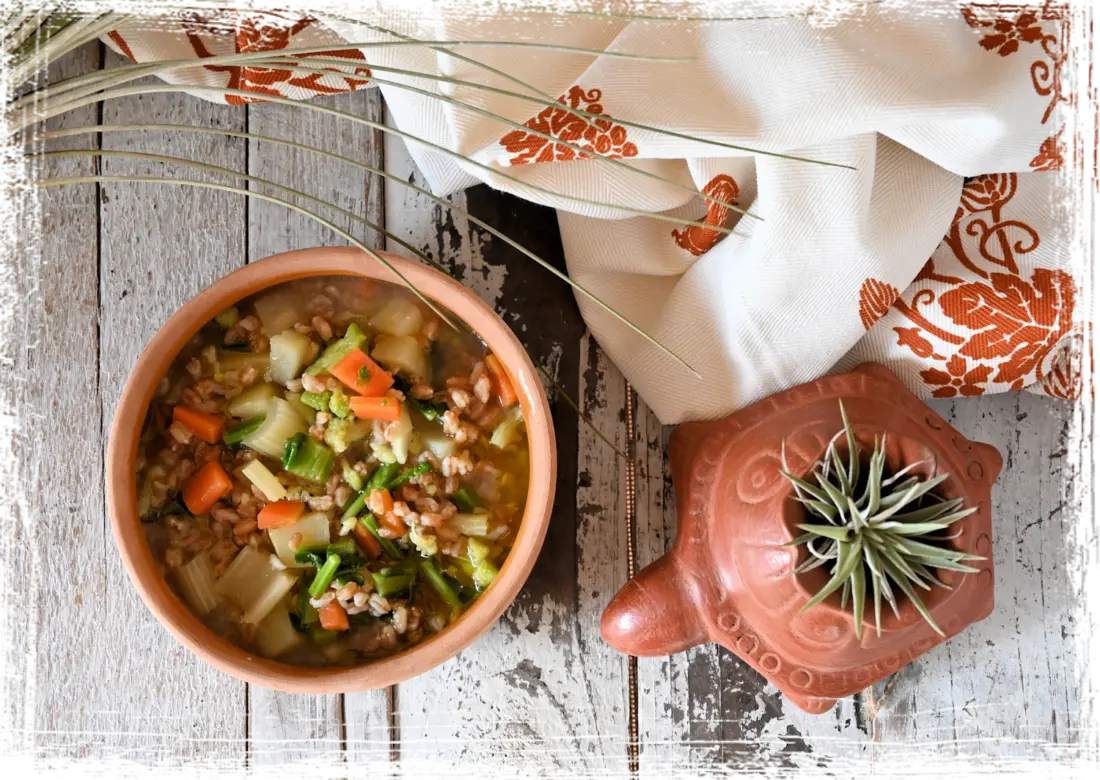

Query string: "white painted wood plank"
[91, 50, 248, 765]
[246, 85, 389, 769]
[871, 394, 1080, 762]
[382, 118, 631, 775]
[3, 44, 102, 763]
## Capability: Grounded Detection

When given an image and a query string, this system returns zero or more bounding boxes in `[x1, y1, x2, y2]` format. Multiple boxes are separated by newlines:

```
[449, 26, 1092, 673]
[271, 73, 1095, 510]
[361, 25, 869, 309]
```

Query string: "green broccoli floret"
[328, 387, 352, 419]
[323, 417, 371, 454]
[305, 322, 368, 375]
[301, 390, 332, 411]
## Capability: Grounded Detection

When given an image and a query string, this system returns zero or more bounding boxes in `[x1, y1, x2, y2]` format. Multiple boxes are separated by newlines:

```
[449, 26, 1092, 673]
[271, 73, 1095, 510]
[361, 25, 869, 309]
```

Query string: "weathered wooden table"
[9, 45, 1084, 775]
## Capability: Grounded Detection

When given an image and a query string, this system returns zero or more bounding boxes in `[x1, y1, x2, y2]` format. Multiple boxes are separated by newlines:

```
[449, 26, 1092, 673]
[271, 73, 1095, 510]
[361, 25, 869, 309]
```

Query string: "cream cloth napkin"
[104, 4, 1080, 423]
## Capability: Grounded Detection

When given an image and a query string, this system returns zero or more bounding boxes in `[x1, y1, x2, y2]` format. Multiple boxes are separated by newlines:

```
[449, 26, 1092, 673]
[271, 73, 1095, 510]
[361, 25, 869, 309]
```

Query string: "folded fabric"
[103, 4, 1081, 423]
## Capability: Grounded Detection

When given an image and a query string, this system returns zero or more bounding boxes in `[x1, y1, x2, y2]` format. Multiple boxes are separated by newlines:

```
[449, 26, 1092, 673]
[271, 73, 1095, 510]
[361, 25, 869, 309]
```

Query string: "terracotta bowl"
[106, 247, 556, 692]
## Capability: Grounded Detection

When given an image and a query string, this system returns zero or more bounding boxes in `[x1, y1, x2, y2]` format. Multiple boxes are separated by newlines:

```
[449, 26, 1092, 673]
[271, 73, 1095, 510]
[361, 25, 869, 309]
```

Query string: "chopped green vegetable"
[387, 462, 431, 489]
[223, 416, 265, 448]
[467, 537, 492, 568]
[300, 390, 331, 411]
[419, 558, 464, 612]
[283, 434, 335, 484]
[214, 306, 239, 328]
[215, 546, 300, 624]
[176, 553, 220, 616]
[362, 514, 404, 560]
[309, 553, 342, 598]
[367, 463, 401, 492]
[305, 322, 367, 375]
[341, 490, 367, 521]
[308, 625, 340, 644]
[293, 545, 328, 568]
[243, 397, 307, 459]
[342, 460, 364, 492]
[371, 571, 416, 597]
[329, 388, 352, 418]
[327, 539, 358, 558]
[380, 558, 418, 577]
[473, 560, 499, 590]
[418, 400, 448, 421]
[324, 417, 371, 454]
[451, 487, 482, 514]
[358, 365, 371, 382]
[296, 587, 319, 627]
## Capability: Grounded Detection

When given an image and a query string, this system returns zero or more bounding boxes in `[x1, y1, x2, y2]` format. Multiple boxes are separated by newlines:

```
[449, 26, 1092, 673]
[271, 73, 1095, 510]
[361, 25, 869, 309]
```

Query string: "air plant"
[781, 402, 984, 639]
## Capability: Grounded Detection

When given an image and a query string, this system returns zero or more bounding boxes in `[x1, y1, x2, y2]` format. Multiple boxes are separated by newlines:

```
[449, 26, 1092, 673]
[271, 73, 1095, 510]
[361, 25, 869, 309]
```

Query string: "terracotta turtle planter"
[601, 363, 1002, 714]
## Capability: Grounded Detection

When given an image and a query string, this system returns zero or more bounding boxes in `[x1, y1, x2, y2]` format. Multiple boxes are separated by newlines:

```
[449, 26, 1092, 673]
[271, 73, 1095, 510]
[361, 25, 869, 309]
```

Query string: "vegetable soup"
[136, 276, 529, 665]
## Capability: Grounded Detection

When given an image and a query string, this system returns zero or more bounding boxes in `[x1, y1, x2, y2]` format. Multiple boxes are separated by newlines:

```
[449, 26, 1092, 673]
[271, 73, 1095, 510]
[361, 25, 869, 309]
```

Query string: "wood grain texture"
[245, 83, 389, 770]
[382, 123, 631, 774]
[92, 49, 248, 765]
[633, 388, 1081, 774]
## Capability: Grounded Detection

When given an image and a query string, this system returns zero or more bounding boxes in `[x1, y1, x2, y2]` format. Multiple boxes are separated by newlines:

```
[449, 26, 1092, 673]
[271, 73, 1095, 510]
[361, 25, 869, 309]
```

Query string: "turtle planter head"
[601, 364, 1002, 714]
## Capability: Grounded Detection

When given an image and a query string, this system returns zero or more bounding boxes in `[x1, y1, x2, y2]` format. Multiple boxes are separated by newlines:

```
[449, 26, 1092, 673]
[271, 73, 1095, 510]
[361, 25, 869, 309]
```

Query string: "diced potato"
[268, 511, 331, 567]
[242, 398, 308, 459]
[214, 546, 299, 624]
[256, 604, 303, 658]
[420, 430, 455, 460]
[269, 329, 314, 384]
[371, 335, 429, 380]
[389, 406, 414, 465]
[368, 298, 423, 337]
[227, 382, 280, 419]
[253, 287, 308, 336]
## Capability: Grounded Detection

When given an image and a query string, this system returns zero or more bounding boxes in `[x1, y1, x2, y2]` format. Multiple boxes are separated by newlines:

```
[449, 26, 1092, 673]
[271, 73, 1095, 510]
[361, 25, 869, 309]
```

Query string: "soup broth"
[136, 276, 529, 665]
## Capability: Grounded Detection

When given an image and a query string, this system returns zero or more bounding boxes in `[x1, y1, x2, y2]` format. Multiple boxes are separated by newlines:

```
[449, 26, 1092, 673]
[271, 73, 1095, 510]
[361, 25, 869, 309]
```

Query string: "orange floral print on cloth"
[109, 10, 370, 105]
[858, 278, 901, 331]
[671, 175, 740, 257]
[862, 173, 1081, 399]
[499, 86, 639, 165]
[964, 3, 1069, 170]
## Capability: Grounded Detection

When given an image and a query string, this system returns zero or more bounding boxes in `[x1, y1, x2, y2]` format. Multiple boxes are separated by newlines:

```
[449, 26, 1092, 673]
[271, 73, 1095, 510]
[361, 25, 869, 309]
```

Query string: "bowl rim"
[106, 246, 557, 692]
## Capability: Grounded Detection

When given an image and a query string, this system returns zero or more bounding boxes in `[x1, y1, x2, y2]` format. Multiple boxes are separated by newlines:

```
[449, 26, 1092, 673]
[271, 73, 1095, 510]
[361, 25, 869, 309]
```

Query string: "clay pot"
[106, 247, 556, 692]
[601, 364, 1001, 714]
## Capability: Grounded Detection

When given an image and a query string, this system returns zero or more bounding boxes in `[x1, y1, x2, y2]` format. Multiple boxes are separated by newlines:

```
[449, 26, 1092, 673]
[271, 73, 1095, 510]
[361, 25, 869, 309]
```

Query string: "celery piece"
[451, 512, 490, 538]
[387, 462, 431, 490]
[300, 390, 331, 411]
[176, 553, 220, 616]
[327, 539, 358, 558]
[297, 588, 319, 627]
[214, 546, 299, 624]
[283, 435, 335, 484]
[370, 571, 415, 597]
[214, 306, 240, 328]
[341, 461, 364, 492]
[256, 604, 303, 658]
[309, 554, 342, 598]
[466, 537, 492, 568]
[388, 405, 414, 465]
[240, 459, 286, 502]
[293, 545, 327, 567]
[419, 558, 464, 612]
[451, 487, 482, 514]
[227, 382, 280, 418]
[243, 398, 308, 459]
[224, 416, 265, 448]
[305, 322, 367, 375]
[329, 388, 352, 419]
[340, 490, 368, 521]
[473, 560, 499, 591]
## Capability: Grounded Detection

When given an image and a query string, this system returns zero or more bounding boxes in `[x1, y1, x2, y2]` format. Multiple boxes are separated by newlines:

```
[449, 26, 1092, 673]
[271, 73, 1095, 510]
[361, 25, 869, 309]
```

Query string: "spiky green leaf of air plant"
[782, 401, 985, 639]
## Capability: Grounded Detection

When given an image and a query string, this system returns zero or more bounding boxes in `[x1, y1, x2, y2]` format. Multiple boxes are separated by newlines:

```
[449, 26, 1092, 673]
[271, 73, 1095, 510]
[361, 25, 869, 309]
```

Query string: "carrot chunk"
[349, 395, 402, 422]
[172, 405, 226, 444]
[484, 354, 518, 407]
[331, 348, 393, 397]
[352, 523, 383, 559]
[319, 600, 350, 631]
[370, 488, 394, 514]
[181, 461, 233, 515]
[257, 499, 305, 530]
